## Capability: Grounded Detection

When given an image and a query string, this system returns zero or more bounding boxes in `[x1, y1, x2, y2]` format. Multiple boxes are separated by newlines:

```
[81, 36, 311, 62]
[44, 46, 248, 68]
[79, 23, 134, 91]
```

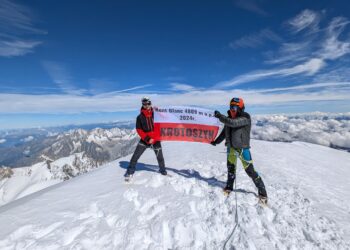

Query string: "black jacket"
[214, 111, 251, 148]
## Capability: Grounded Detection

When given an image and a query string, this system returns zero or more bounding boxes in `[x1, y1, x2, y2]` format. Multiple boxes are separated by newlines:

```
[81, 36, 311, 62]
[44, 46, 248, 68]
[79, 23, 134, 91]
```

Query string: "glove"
[210, 141, 216, 146]
[214, 110, 221, 118]
[144, 136, 154, 144]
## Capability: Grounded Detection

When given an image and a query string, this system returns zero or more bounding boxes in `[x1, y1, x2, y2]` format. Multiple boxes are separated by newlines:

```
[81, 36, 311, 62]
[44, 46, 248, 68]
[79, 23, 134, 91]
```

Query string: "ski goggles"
[230, 105, 239, 111]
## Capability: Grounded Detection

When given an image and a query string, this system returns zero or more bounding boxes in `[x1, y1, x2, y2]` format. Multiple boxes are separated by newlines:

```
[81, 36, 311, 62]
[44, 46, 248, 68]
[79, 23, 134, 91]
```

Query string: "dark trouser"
[126, 140, 166, 175]
[227, 147, 267, 197]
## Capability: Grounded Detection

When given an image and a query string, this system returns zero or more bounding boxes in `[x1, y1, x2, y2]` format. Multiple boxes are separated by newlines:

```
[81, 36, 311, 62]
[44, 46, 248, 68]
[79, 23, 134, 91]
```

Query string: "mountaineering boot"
[124, 170, 134, 182]
[255, 178, 267, 199]
[258, 194, 268, 205]
[223, 185, 233, 196]
[159, 169, 167, 176]
[226, 162, 236, 189]
[258, 187, 267, 198]
[258, 186, 268, 205]
[245, 164, 268, 200]
[124, 174, 133, 182]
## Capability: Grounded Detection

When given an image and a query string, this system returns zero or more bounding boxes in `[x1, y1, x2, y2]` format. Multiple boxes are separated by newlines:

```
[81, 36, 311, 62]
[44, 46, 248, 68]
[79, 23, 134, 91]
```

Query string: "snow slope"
[0, 153, 96, 206]
[0, 140, 349, 249]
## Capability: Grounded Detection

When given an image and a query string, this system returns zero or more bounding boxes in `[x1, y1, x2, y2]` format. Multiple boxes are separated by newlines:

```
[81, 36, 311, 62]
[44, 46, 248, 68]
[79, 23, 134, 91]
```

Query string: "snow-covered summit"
[0, 140, 349, 249]
[87, 127, 135, 144]
[61, 127, 134, 144]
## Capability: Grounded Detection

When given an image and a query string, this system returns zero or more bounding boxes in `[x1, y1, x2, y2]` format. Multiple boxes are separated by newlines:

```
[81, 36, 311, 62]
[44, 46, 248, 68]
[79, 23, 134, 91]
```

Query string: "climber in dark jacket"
[212, 97, 267, 202]
[125, 97, 167, 178]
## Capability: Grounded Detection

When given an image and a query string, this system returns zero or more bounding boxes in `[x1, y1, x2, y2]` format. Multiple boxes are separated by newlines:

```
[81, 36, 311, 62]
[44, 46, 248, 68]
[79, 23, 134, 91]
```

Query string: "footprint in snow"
[78, 202, 104, 220]
[137, 198, 167, 222]
[123, 188, 141, 209]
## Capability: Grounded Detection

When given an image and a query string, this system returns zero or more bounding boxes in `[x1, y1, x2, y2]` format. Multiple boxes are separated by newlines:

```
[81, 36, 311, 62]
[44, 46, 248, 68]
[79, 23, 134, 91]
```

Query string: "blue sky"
[0, 0, 350, 129]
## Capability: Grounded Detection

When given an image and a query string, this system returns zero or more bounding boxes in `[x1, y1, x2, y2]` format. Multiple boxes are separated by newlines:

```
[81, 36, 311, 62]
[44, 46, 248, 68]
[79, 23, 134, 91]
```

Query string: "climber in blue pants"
[211, 97, 268, 202]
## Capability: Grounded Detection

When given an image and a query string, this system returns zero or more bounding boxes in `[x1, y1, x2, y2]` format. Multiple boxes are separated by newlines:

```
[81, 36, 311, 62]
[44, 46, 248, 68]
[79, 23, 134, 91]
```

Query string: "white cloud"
[319, 17, 350, 60]
[42, 61, 85, 95]
[23, 148, 30, 155]
[22, 136, 34, 142]
[96, 84, 153, 96]
[252, 113, 350, 149]
[234, 0, 267, 16]
[0, 81, 348, 113]
[217, 58, 326, 88]
[170, 83, 196, 92]
[288, 9, 320, 33]
[265, 41, 311, 64]
[221, 10, 350, 88]
[253, 82, 350, 93]
[0, 0, 44, 34]
[0, 39, 41, 57]
[0, 139, 6, 144]
[313, 67, 350, 83]
[268, 12, 350, 66]
[88, 79, 116, 94]
[88, 79, 151, 95]
[230, 29, 283, 49]
[0, 0, 45, 57]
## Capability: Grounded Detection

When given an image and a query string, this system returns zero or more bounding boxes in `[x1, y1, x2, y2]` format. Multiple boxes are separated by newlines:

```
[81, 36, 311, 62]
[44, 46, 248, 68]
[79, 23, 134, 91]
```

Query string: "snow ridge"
[0, 141, 349, 249]
[0, 127, 139, 206]
[0, 127, 138, 168]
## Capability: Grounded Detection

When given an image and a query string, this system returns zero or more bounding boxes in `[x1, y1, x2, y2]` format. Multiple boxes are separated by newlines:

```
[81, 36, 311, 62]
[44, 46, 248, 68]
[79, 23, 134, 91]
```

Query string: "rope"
[150, 144, 161, 157]
[222, 161, 239, 250]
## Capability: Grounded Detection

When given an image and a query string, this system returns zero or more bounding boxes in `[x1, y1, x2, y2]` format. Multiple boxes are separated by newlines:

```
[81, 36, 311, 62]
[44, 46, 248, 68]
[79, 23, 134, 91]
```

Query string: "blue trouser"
[226, 147, 267, 197]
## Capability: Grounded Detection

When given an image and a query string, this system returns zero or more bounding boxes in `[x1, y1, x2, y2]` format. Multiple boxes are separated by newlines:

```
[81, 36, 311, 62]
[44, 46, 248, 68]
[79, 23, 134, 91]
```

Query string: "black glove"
[214, 110, 221, 118]
[210, 141, 216, 146]
[144, 136, 151, 143]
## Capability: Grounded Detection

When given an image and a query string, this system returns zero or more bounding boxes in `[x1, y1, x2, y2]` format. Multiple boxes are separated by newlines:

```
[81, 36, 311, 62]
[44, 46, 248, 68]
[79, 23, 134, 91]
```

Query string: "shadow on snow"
[119, 161, 257, 197]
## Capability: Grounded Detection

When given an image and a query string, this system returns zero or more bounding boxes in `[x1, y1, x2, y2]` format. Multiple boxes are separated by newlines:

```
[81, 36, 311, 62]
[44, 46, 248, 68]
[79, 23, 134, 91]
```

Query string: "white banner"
[153, 106, 220, 143]
[154, 106, 220, 125]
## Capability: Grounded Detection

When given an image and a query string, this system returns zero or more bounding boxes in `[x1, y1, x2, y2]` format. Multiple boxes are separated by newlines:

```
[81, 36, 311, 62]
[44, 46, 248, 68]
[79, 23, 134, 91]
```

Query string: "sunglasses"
[142, 102, 151, 106]
[230, 105, 239, 110]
